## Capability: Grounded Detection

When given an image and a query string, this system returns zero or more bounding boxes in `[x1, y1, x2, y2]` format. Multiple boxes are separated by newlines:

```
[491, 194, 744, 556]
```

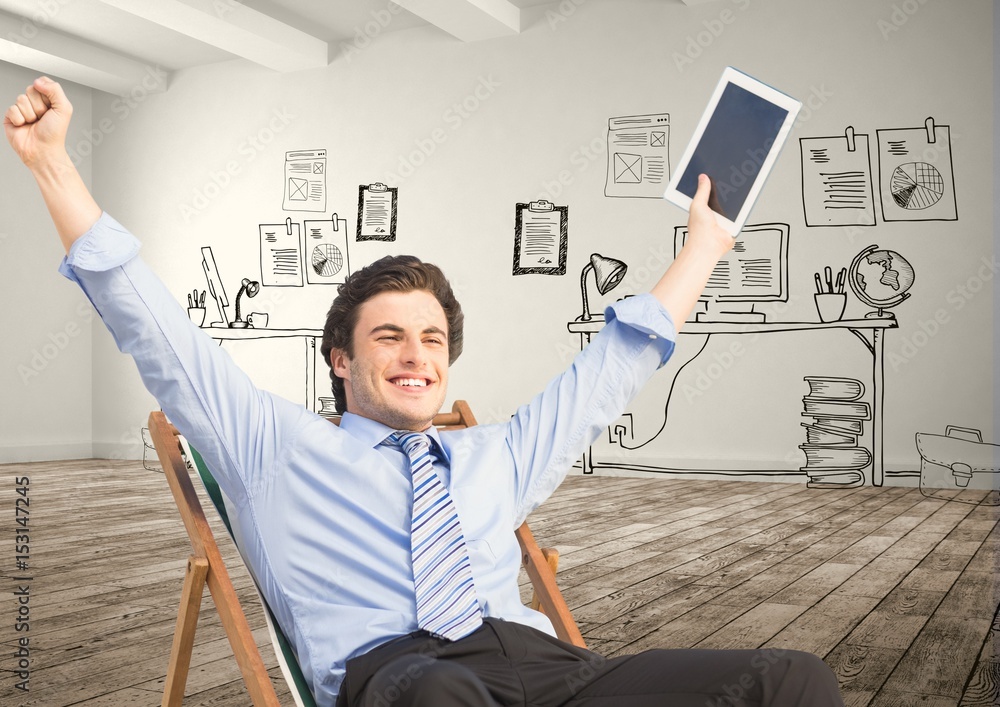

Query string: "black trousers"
[336, 618, 844, 707]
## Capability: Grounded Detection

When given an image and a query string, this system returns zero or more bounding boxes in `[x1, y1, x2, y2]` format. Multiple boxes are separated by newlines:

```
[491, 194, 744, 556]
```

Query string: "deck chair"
[149, 400, 585, 707]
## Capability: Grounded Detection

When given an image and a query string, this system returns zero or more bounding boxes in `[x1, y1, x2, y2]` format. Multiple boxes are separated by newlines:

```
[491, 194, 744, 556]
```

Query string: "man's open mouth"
[391, 378, 429, 388]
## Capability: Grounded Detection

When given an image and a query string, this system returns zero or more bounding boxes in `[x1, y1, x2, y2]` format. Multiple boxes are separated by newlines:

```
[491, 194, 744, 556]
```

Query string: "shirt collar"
[339, 411, 445, 453]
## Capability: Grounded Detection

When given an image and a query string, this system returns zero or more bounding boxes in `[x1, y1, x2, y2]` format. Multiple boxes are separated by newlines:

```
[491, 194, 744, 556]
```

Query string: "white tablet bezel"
[664, 67, 802, 236]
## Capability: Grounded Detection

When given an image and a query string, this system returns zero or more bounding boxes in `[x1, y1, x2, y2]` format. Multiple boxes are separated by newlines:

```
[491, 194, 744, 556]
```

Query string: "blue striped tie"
[389, 431, 483, 641]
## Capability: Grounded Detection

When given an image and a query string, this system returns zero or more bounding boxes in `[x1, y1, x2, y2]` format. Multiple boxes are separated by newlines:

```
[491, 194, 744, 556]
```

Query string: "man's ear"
[330, 349, 351, 380]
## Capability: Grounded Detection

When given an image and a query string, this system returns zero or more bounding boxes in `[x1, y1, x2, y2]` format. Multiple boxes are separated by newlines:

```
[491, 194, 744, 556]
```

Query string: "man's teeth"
[393, 378, 427, 387]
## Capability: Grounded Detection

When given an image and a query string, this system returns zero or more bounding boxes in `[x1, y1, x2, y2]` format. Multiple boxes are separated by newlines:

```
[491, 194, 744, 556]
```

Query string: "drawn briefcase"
[916, 426, 1000, 502]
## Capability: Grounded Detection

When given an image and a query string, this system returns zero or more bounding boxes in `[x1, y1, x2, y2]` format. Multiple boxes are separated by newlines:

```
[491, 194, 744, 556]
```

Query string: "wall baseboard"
[91, 441, 144, 461]
[0, 442, 146, 463]
[0, 443, 94, 464]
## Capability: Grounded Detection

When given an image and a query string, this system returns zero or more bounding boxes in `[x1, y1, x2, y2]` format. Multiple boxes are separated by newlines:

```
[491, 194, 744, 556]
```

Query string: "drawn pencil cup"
[187, 288, 207, 326]
[187, 306, 207, 327]
[814, 293, 846, 322]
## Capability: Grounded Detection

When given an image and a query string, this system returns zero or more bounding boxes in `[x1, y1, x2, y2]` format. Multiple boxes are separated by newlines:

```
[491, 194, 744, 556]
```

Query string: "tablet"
[664, 67, 802, 236]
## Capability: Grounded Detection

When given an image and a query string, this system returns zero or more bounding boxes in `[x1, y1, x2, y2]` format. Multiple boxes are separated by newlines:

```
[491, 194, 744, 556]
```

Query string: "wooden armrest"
[516, 523, 586, 648]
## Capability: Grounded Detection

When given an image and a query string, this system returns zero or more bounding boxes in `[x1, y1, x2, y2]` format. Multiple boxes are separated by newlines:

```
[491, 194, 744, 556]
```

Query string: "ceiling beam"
[394, 0, 519, 42]
[0, 12, 169, 96]
[93, 0, 328, 72]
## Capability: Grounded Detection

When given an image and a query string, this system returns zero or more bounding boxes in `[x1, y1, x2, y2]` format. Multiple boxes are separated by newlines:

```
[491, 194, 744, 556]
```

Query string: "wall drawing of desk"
[207, 327, 324, 413]
[567, 317, 898, 487]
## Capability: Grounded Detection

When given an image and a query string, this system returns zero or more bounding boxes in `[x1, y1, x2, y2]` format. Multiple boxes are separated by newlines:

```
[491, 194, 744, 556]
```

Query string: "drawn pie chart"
[311, 244, 344, 277]
[890, 162, 944, 210]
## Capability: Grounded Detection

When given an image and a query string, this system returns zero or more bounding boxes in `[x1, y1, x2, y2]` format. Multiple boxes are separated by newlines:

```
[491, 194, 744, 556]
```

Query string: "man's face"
[331, 289, 449, 431]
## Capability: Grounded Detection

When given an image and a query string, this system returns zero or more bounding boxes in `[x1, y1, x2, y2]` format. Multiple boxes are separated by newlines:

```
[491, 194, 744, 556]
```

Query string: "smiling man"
[6, 77, 845, 707]
[322, 264, 461, 432]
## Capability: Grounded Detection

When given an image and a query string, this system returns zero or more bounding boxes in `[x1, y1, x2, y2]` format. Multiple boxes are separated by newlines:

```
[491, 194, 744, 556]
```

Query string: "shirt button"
[649, 334, 657, 339]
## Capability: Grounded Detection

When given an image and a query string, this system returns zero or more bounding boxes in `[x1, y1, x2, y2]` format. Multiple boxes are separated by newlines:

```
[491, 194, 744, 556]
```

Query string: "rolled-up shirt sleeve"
[59, 212, 302, 500]
[603, 293, 677, 366]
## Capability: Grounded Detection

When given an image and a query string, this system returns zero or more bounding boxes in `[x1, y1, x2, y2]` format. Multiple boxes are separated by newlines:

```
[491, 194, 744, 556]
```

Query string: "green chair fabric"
[185, 443, 318, 707]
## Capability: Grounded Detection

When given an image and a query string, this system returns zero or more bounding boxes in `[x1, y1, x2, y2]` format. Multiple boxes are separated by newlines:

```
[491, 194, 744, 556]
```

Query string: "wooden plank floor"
[1, 460, 997, 706]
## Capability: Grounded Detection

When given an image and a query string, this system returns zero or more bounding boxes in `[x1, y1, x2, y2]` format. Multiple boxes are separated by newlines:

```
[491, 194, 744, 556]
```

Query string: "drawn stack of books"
[800, 376, 872, 488]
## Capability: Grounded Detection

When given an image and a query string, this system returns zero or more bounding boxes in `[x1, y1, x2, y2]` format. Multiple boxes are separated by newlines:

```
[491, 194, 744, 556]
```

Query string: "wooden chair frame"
[149, 400, 584, 706]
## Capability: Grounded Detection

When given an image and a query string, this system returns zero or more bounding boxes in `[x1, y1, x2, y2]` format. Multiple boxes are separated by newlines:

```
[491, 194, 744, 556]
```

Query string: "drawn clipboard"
[512, 200, 568, 276]
[357, 183, 398, 241]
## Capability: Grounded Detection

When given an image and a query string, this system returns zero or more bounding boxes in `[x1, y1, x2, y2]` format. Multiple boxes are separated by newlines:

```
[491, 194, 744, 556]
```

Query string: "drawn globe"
[847, 245, 915, 318]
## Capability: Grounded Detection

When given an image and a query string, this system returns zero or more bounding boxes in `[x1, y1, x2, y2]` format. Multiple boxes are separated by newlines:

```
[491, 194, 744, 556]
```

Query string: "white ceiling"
[0, 0, 569, 95]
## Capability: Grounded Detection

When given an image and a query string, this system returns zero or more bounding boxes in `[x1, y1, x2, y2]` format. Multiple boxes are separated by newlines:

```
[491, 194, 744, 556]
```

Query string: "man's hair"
[320, 255, 464, 415]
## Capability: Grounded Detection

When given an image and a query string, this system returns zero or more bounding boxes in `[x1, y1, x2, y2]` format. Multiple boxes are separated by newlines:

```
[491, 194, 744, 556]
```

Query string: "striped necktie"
[388, 431, 483, 641]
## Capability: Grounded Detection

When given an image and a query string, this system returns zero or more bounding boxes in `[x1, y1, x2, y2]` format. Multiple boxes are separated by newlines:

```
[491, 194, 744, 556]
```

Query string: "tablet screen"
[674, 82, 790, 221]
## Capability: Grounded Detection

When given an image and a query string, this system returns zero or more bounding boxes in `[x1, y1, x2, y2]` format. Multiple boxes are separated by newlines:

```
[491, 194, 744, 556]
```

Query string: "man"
[6, 76, 845, 706]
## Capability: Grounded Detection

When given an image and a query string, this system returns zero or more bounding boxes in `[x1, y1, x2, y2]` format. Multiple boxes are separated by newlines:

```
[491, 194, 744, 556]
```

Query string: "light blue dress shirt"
[60, 212, 677, 706]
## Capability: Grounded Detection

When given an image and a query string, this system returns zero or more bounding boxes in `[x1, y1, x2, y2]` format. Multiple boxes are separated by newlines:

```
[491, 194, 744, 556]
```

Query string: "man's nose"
[399, 336, 426, 365]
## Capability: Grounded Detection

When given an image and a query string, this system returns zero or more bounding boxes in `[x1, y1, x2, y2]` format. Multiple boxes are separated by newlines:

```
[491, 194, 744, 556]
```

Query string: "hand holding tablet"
[664, 67, 802, 236]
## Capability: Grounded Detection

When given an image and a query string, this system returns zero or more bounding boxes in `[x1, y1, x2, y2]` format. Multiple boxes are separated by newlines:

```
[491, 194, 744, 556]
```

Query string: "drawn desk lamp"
[230, 278, 261, 328]
[578, 253, 627, 321]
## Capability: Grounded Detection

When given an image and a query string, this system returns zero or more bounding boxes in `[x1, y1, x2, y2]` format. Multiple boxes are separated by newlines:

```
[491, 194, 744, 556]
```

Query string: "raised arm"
[4, 76, 309, 499]
[651, 173, 734, 329]
[506, 175, 734, 519]
[4, 76, 101, 250]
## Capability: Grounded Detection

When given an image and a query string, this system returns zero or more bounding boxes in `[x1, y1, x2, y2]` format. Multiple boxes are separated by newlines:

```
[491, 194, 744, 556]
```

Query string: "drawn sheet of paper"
[876, 119, 957, 222]
[512, 201, 568, 275]
[800, 132, 876, 226]
[605, 113, 670, 198]
[282, 149, 327, 212]
[304, 215, 350, 285]
[357, 183, 397, 241]
[260, 221, 303, 286]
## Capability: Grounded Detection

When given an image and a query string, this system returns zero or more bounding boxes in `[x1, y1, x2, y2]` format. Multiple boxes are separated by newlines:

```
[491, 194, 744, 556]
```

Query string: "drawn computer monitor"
[201, 246, 230, 327]
[673, 222, 789, 323]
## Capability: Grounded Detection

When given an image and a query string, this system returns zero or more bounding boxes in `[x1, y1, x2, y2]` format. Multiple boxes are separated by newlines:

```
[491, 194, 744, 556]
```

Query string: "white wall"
[0, 63, 94, 462]
[6, 0, 995, 481]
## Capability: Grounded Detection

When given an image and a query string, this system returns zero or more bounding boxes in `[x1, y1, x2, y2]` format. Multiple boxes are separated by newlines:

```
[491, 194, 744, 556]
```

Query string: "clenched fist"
[4, 76, 73, 170]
